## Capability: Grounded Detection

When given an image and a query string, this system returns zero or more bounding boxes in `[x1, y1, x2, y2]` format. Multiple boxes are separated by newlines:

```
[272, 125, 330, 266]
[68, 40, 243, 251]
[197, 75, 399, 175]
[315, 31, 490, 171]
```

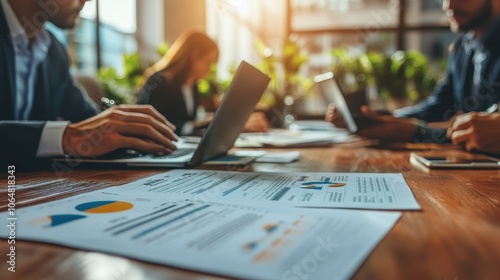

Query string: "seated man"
[0, 0, 177, 167]
[327, 0, 500, 144]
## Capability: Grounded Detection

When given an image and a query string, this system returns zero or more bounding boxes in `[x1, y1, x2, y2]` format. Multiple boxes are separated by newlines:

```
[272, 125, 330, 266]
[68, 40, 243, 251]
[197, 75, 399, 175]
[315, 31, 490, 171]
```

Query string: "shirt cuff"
[36, 121, 70, 158]
[181, 121, 194, 135]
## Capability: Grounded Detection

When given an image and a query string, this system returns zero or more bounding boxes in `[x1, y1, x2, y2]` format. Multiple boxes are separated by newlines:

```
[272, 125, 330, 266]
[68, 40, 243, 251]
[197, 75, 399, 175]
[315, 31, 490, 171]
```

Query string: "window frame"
[285, 0, 450, 51]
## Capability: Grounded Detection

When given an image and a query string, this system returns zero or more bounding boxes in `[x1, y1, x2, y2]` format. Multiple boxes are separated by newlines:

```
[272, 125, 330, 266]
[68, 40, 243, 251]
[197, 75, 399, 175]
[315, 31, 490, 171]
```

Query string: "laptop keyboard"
[151, 148, 196, 159]
[99, 148, 196, 160]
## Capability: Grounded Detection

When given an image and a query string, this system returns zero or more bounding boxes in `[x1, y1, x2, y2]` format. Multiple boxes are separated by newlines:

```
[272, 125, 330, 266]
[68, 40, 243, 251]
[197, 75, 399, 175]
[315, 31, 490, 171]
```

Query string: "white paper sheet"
[235, 130, 354, 148]
[0, 191, 400, 280]
[106, 170, 420, 210]
[255, 151, 301, 163]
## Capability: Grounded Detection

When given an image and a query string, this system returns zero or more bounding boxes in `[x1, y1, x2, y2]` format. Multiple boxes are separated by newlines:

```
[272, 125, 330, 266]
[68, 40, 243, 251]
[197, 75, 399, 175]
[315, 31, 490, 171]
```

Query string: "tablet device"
[410, 151, 500, 169]
[314, 72, 375, 132]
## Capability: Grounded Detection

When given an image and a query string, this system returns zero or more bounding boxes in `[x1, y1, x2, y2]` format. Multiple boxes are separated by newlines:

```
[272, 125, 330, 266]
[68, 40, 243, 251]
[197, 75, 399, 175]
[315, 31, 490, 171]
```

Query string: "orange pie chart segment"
[75, 201, 133, 214]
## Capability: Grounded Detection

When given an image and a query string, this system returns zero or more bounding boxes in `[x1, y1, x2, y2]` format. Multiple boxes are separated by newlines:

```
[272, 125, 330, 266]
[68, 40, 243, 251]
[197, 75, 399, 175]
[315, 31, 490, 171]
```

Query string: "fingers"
[447, 114, 472, 138]
[63, 105, 181, 157]
[113, 120, 177, 150]
[449, 126, 480, 153]
[111, 105, 176, 131]
[449, 127, 472, 146]
[107, 110, 178, 141]
[117, 135, 173, 154]
[325, 104, 347, 129]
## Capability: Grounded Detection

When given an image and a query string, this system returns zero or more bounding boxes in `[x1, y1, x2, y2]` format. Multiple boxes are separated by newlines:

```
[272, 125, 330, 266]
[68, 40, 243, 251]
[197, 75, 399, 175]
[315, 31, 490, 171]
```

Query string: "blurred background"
[50, 0, 455, 122]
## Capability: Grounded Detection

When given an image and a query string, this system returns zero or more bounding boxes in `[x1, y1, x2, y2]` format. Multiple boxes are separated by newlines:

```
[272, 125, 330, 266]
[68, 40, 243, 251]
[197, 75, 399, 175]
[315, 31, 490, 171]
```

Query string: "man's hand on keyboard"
[62, 105, 178, 157]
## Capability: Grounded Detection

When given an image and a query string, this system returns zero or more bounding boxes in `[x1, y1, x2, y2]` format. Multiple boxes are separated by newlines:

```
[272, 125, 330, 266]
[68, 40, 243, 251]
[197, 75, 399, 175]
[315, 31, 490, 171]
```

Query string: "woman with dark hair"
[137, 29, 220, 135]
[138, 29, 269, 135]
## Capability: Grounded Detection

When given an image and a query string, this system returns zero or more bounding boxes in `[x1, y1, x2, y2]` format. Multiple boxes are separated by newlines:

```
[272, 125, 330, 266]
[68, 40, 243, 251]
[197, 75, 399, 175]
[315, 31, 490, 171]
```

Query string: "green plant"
[197, 64, 233, 98]
[331, 48, 442, 102]
[97, 52, 148, 105]
[255, 36, 313, 109]
[330, 48, 371, 94]
[98, 42, 228, 106]
[370, 50, 438, 101]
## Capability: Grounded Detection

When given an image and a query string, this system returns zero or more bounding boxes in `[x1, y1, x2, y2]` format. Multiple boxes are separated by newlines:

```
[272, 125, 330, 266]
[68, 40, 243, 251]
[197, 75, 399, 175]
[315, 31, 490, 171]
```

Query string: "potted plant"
[97, 52, 145, 105]
[98, 43, 227, 108]
[255, 35, 313, 127]
[330, 48, 441, 111]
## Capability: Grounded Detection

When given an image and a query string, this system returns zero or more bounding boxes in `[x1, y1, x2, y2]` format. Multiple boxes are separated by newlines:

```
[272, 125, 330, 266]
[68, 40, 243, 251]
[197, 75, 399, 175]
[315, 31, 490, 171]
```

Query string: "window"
[288, 0, 454, 62]
[291, 0, 398, 30]
[48, 0, 137, 74]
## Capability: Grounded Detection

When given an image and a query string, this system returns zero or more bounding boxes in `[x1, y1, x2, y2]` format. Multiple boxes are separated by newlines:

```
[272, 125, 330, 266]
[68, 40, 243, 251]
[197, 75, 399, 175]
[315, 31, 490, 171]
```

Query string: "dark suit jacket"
[0, 5, 100, 165]
[137, 72, 201, 135]
[395, 17, 500, 143]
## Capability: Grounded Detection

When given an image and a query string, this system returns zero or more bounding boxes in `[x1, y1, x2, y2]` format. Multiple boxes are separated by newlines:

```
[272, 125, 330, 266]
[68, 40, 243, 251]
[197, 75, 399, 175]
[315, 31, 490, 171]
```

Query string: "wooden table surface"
[1, 143, 499, 280]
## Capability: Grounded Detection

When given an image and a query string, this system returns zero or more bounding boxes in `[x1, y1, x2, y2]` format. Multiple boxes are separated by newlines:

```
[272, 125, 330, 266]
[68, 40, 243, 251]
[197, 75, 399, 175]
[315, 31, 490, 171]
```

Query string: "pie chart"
[75, 201, 133, 214]
[31, 214, 86, 227]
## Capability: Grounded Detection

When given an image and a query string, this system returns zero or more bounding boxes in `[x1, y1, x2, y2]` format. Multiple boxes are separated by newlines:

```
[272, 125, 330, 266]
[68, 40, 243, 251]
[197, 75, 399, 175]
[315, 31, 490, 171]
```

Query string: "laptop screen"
[188, 61, 270, 166]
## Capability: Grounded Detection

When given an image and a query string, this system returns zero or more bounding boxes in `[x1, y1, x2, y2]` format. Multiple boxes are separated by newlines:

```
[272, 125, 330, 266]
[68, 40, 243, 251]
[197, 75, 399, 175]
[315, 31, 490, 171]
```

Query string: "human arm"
[0, 105, 178, 165]
[394, 71, 457, 122]
[350, 106, 451, 143]
[0, 121, 47, 163]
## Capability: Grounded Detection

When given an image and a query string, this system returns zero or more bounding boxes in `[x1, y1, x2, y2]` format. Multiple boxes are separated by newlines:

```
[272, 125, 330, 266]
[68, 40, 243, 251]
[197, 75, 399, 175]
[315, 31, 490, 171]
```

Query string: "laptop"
[314, 72, 375, 133]
[54, 61, 270, 168]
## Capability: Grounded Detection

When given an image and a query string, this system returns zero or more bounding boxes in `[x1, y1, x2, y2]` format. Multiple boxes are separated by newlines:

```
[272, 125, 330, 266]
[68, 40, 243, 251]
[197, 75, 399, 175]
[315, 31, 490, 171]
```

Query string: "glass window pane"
[99, 0, 136, 33]
[80, 1, 96, 20]
[291, 0, 399, 31]
[74, 18, 98, 72]
[406, 0, 448, 26]
[301, 32, 397, 63]
[405, 30, 455, 63]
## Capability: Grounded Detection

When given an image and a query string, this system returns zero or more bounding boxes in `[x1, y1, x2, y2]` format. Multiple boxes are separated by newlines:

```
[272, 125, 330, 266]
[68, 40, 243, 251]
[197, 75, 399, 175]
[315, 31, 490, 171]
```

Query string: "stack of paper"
[1, 170, 419, 279]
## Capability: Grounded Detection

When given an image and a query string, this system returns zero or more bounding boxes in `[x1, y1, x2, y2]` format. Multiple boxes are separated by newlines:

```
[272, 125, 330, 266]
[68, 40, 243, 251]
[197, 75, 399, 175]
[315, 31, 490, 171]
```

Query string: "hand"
[325, 103, 347, 129]
[62, 105, 178, 157]
[447, 112, 500, 154]
[356, 106, 418, 142]
[244, 112, 270, 132]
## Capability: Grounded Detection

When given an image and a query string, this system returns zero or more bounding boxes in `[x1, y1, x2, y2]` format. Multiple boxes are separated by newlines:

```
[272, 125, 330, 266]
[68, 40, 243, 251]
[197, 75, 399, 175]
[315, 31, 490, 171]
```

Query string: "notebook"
[53, 61, 270, 168]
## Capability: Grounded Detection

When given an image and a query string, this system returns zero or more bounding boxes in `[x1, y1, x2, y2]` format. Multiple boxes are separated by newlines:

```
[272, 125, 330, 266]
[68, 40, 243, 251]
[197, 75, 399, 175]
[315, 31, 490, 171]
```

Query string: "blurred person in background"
[326, 0, 500, 151]
[138, 29, 269, 136]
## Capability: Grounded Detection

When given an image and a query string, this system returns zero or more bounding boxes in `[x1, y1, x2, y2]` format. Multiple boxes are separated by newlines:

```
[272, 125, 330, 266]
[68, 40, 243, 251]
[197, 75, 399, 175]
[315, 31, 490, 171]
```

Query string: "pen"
[101, 97, 115, 110]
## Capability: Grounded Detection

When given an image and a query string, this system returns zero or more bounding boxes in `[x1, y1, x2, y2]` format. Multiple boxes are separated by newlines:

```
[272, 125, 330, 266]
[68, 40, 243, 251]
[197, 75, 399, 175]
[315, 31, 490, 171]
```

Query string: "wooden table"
[1, 143, 499, 279]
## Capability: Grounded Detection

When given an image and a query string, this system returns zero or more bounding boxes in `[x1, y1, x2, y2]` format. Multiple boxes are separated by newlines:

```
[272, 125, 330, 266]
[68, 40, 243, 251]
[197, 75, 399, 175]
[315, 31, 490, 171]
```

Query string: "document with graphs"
[106, 170, 420, 210]
[0, 191, 400, 280]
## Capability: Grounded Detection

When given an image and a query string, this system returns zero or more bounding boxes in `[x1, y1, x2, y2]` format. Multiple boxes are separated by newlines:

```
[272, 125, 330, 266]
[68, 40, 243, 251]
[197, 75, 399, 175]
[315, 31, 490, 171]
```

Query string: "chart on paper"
[105, 170, 420, 210]
[0, 191, 401, 280]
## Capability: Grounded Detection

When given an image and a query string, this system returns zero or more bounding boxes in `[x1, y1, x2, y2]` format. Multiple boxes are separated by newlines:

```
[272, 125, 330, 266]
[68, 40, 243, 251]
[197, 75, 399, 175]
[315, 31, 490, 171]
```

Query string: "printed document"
[1, 191, 399, 280]
[106, 170, 420, 210]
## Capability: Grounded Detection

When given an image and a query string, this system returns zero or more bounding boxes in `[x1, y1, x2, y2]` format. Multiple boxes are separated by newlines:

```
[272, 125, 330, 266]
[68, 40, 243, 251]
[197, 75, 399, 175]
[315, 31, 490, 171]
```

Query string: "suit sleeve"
[394, 70, 456, 122]
[0, 121, 46, 164]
